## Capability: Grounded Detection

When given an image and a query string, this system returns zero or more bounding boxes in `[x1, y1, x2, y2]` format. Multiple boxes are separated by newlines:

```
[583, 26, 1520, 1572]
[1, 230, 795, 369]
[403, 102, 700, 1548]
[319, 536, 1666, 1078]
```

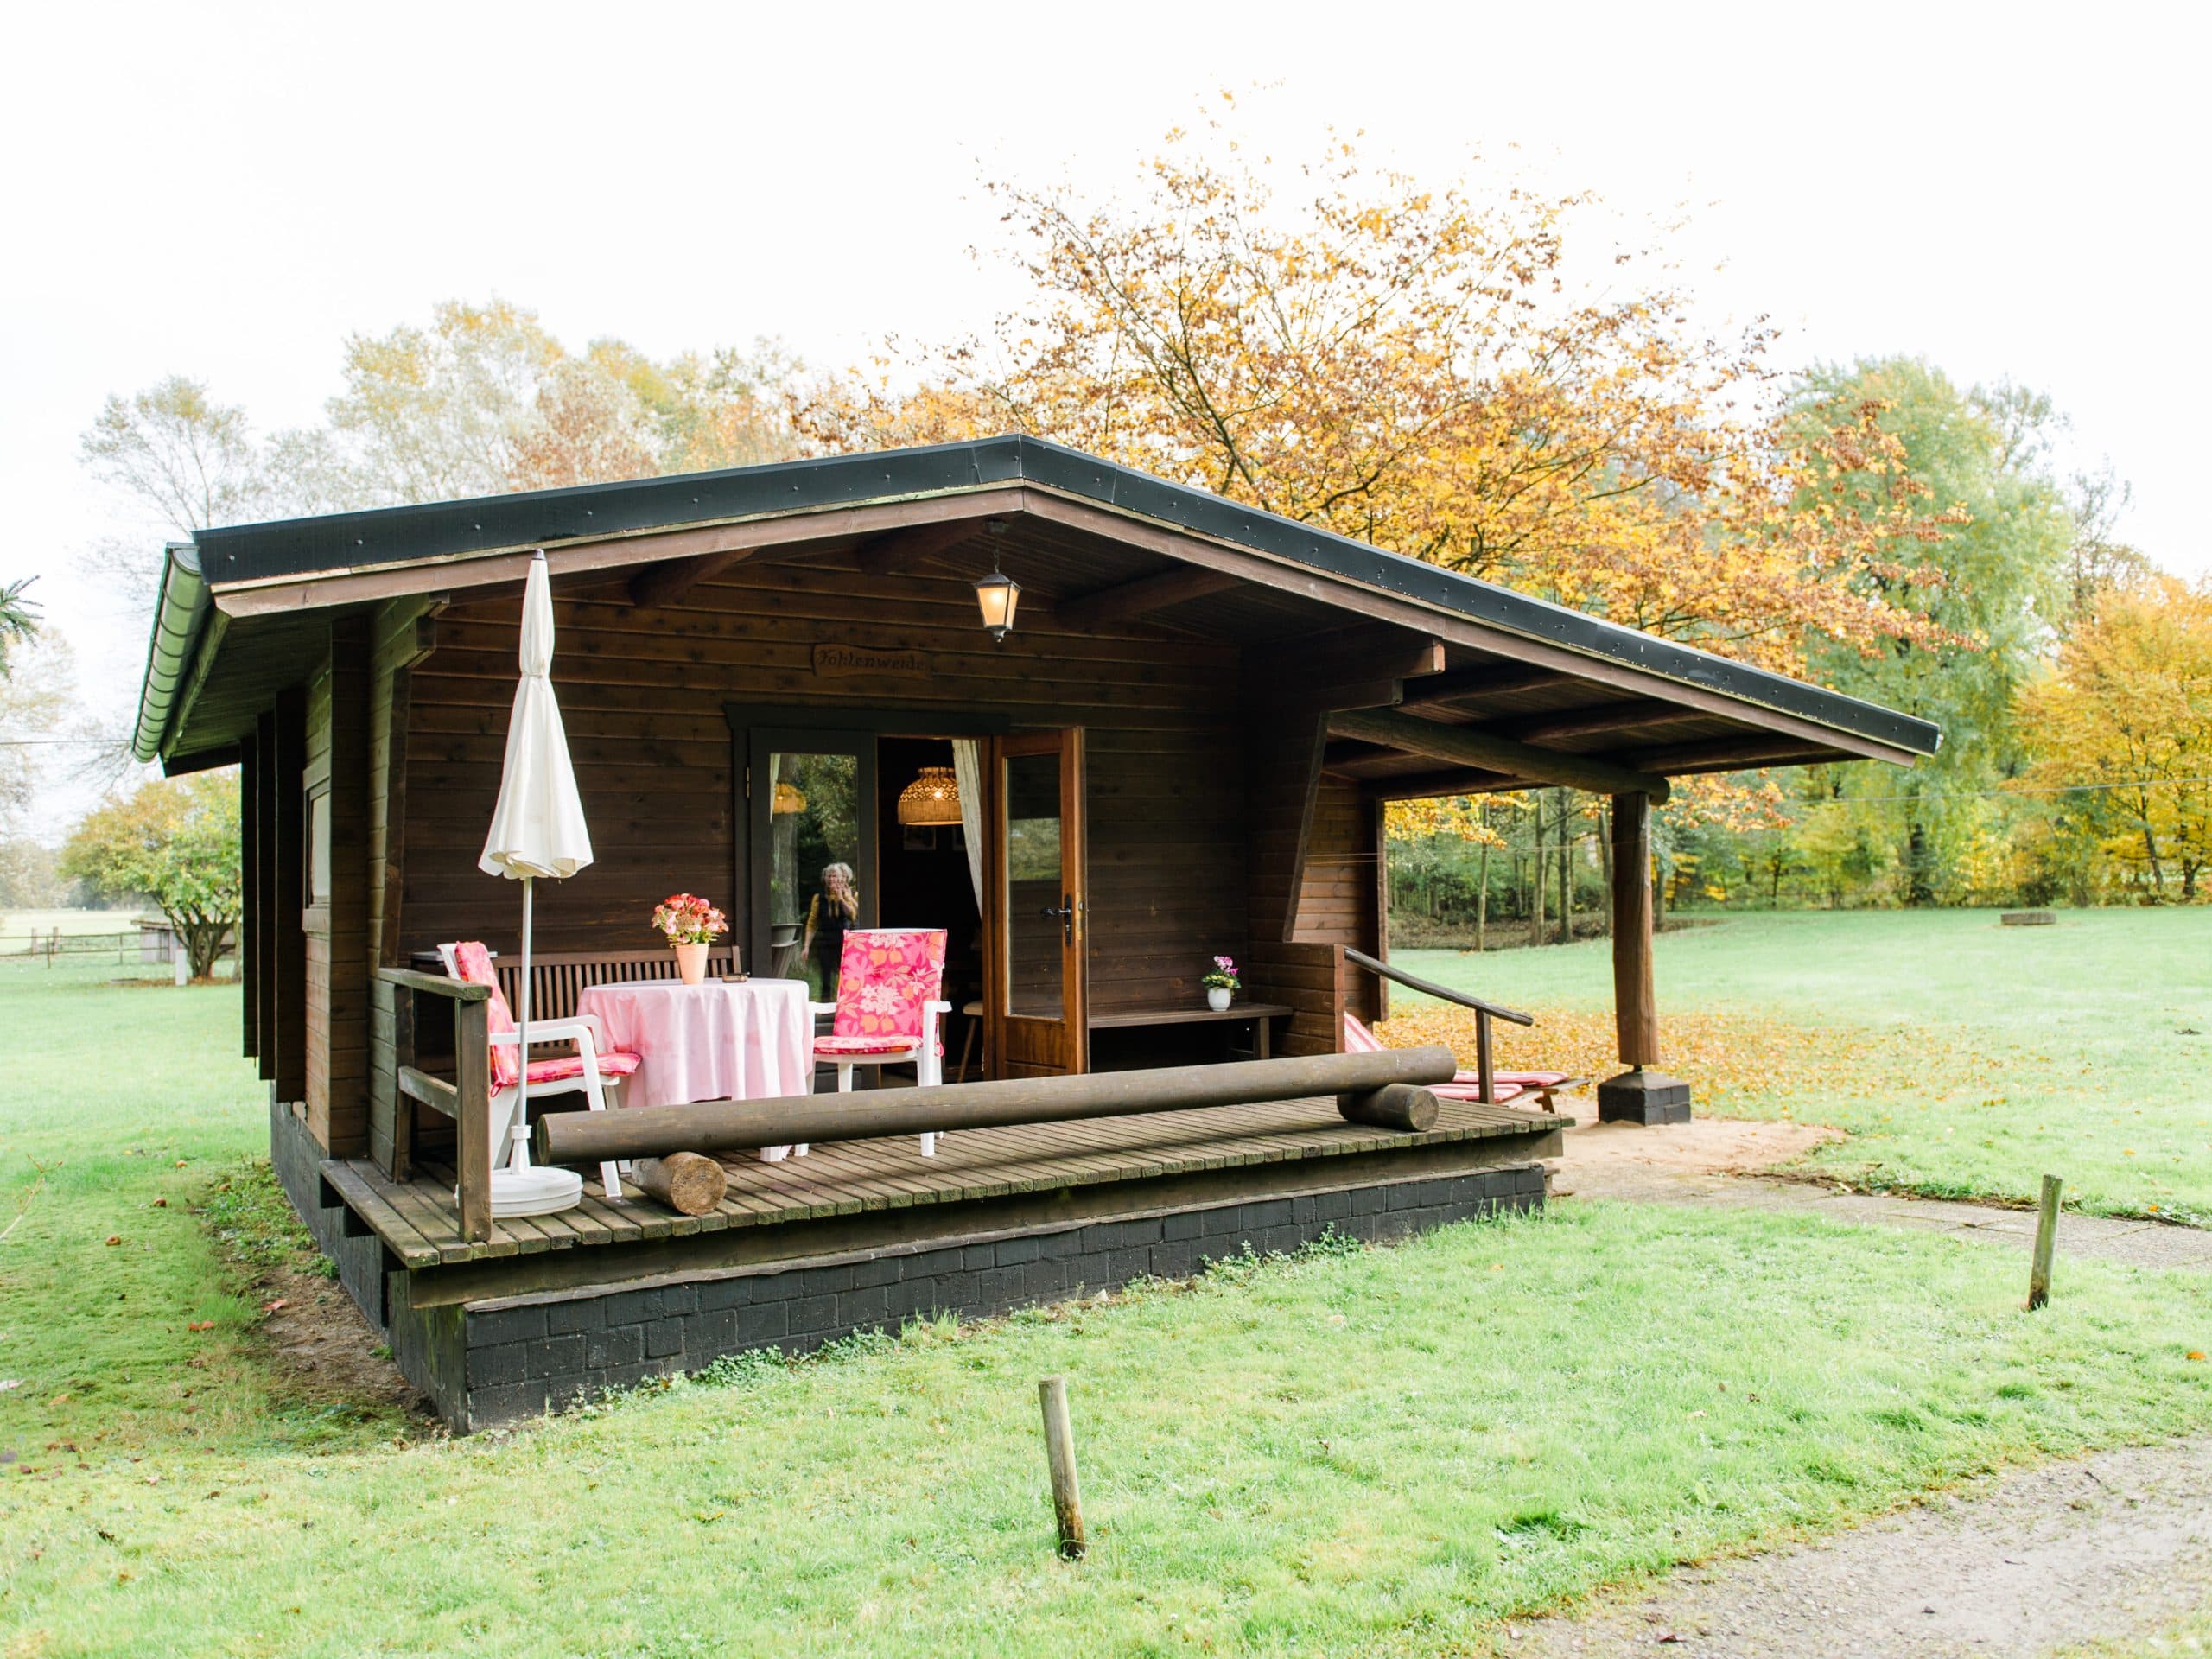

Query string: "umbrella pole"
[512, 875, 533, 1172]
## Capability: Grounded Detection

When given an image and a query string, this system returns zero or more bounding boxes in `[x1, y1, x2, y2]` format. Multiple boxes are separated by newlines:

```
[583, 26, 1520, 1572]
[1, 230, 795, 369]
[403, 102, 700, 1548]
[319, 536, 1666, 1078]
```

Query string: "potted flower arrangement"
[652, 893, 728, 986]
[1202, 953, 1240, 1013]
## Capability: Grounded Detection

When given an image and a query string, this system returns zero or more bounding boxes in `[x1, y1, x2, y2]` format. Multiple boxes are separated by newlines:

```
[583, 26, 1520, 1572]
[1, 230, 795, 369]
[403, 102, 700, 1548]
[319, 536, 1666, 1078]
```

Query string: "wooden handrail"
[1344, 946, 1534, 1108]
[378, 966, 493, 1242]
[376, 965, 490, 1001]
[1343, 948, 1533, 1026]
[397, 1066, 460, 1119]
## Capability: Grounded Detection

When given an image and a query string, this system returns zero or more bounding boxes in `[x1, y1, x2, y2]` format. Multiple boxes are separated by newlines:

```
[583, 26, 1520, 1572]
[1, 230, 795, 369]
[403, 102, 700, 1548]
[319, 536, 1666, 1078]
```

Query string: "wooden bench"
[1089, 1001, 1294, 1061]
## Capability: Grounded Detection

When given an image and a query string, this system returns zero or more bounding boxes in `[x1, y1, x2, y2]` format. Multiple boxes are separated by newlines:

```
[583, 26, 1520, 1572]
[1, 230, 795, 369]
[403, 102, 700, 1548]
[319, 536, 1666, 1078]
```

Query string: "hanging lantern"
[772, 780, 808, 816]
[897, 766, 963, 826]
[973, 555, 1020, 644]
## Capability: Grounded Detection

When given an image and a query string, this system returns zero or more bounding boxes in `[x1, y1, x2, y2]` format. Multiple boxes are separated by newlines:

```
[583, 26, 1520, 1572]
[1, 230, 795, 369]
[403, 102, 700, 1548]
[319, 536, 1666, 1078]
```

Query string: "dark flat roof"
[166, 435, 1940, 760]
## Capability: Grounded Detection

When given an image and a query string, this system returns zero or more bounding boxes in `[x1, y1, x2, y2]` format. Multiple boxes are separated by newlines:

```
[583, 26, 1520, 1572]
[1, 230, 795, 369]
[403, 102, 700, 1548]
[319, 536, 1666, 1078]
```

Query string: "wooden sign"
[812, 643, 931, 679]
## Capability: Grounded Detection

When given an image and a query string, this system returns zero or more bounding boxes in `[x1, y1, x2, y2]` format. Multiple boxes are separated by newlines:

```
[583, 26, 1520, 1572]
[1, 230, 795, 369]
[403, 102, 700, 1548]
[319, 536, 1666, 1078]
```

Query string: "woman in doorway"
[802, 861, 859, 1001]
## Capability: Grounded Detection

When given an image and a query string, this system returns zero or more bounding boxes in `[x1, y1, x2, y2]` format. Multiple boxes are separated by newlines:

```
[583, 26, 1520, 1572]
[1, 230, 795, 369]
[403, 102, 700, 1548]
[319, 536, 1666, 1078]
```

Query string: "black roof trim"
[188, 435, 1939, 757]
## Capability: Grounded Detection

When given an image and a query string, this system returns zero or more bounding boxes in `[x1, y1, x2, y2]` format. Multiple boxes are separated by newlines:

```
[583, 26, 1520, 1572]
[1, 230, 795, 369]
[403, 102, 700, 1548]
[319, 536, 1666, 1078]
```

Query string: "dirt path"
[1544, 1099, 2212, 1273]
[1506, 1102, 2212, 1654]
[1507, 1437, 2212, 1657]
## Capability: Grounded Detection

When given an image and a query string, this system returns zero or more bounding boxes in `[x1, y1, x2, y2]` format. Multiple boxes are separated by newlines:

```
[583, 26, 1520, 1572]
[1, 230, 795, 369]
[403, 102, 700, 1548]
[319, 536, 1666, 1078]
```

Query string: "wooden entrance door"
[988, 729, 1087, 1077]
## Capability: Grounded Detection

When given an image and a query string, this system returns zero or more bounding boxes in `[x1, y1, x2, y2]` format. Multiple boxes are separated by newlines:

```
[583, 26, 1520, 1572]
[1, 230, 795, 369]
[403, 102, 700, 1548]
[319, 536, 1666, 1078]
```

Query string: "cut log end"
[631, 1152, 728, 1217]
[1337, 1083, 1440, 1133]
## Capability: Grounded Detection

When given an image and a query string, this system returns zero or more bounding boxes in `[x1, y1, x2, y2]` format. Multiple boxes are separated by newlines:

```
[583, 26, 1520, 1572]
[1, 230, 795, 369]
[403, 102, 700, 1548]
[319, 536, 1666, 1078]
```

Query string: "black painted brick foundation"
[447, 1162, 1546, 1431]
[269, 1096, 392, 1329]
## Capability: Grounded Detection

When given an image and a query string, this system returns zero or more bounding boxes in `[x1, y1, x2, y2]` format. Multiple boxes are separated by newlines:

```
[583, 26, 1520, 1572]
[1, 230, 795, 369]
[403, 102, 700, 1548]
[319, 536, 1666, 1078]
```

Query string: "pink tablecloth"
[575, 977, 813, 1111]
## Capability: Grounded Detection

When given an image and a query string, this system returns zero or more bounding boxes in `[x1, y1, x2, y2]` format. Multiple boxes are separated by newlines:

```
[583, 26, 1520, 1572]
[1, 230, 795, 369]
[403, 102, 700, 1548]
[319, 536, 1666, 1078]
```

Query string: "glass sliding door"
[745, 729, 876, 1001]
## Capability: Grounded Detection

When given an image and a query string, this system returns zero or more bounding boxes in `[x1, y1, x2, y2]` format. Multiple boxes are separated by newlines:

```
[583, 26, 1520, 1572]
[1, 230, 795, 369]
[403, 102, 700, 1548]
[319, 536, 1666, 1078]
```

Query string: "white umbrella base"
[486, 1166, 584, 1217]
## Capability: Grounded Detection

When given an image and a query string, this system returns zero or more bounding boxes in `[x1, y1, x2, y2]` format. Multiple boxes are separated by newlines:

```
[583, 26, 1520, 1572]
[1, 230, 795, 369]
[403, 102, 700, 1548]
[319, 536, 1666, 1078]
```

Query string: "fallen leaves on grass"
[1375, 1004, 1897, 1107]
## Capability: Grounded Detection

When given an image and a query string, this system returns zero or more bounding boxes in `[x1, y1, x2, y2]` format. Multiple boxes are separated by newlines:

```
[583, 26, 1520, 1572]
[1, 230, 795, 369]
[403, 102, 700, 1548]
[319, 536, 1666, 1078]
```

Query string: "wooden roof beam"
[1328, 707, 1670, 803]
[1056, 565, 1241, 632]
[1493, 699, 1699, 743]
[626, 545, 768, 609]
[1361, 766, 1525, 800]
[621, 512, 1001, 608]
[1618, 734, 1845, 772]
[1397, 662, 1572, 717]
[852, 517, 999, 579]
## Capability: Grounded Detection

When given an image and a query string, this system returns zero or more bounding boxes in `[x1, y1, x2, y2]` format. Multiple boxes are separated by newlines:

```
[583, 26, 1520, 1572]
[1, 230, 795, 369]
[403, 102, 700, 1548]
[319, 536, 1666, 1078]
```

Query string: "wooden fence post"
[2027, 1173, 2062, 1311]
[1038, 1376, 1086, 1560]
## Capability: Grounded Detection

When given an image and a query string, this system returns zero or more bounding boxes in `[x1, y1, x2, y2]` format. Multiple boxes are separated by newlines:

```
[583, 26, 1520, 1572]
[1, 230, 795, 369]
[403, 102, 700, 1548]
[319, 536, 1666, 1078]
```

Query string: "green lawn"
[3, 918, 2209, 1656]
[1398, 908, 2212, 1224]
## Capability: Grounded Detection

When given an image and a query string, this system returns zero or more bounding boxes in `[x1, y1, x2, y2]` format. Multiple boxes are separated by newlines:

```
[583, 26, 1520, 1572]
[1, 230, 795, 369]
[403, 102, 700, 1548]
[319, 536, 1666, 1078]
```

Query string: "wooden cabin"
[131, 435, 1938, 1427]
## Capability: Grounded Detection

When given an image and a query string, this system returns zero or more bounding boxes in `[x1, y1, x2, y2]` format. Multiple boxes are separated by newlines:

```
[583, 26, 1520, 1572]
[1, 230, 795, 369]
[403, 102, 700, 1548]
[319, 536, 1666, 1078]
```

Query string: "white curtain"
[952, 738, 985, 908]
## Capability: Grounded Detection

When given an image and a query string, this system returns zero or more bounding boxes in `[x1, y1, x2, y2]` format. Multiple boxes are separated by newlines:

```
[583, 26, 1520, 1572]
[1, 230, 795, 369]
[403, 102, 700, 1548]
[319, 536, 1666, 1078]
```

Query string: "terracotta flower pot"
[1207, 987, 1232, 1013]
[675, 942, 710, 986]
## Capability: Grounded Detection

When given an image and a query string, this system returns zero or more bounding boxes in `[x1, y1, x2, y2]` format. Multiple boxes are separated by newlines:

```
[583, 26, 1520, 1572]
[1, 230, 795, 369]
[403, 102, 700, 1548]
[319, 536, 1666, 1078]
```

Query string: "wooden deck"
[324, 1094, 1559, 1271]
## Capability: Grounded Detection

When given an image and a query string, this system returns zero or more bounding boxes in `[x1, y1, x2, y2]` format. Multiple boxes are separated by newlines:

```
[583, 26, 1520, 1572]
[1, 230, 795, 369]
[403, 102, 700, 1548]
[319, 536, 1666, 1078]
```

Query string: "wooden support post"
[1596, 790, 1690, 1125]
[2027, 1173, 2062, 1311]
[454, 997, 493, 1244]
[1038, 1376, 1087, 1560]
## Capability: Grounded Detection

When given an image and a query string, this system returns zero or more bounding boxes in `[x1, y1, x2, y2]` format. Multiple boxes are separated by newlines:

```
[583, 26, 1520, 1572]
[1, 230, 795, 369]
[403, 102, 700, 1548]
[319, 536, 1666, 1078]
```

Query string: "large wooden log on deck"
[630, 1153, 728, 1217]
[536, 1047, 1460, 1166]
[1337, 1083, 1440, 1133]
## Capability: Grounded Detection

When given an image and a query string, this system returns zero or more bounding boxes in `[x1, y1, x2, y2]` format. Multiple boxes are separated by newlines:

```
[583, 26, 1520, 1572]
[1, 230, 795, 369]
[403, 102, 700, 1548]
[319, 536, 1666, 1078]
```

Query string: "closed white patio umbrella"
[478, 549, 594, 1216]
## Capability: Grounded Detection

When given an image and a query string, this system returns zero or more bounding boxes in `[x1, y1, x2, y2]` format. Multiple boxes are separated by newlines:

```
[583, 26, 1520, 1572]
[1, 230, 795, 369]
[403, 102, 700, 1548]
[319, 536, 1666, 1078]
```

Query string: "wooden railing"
[378, 967, 493, 1242]
[1343, 946, 1533, 1107]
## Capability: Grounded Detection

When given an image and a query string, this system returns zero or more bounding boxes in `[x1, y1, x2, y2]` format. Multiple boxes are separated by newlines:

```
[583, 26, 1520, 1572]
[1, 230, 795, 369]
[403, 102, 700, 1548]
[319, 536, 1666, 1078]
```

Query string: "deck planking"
[333, 1094, 1557, 1268]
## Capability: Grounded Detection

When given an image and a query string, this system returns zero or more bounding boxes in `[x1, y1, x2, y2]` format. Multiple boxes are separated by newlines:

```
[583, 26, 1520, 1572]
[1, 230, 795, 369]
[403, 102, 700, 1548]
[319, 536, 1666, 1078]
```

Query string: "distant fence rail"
[0, 927, 238, 968]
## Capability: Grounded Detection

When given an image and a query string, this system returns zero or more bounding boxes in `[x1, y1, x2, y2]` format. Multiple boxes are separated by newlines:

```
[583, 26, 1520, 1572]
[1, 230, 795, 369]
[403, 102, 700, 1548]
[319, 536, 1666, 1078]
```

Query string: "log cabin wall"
[301, 618, 372, 1157]
[381, 562, 1247, 1126]
[1084, 727, 1246, 1013]
[366, 599, 435, 1174]
[1295, 777, 1384, 1030]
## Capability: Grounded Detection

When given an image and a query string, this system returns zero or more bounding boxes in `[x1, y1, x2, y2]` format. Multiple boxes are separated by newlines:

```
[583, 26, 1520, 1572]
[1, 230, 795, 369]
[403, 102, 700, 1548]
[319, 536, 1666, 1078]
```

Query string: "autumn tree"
[60, 773, 242, 981]
[800, 105, 1965, 677]
[1791, 360, 2073, 903]
[2017, 575, 2212, 901]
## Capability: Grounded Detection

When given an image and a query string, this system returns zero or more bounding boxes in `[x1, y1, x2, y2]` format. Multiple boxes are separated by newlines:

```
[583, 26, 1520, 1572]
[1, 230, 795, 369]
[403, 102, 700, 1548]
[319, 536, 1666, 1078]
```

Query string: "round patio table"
[575, 976, 813, 1161]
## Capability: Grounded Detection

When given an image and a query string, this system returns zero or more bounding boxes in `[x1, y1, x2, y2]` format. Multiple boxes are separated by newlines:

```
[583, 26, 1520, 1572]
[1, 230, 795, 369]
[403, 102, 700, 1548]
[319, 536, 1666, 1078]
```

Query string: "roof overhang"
[135, 435, 1942, 773]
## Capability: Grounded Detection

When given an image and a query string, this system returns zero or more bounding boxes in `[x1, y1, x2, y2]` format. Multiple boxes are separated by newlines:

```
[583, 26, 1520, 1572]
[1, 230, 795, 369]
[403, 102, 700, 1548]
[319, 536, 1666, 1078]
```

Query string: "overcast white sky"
[4, 0, 2206, 828]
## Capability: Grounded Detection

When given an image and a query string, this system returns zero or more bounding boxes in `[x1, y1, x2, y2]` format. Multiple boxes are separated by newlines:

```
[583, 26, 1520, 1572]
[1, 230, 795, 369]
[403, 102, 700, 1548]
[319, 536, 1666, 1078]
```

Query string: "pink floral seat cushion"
[814, 1033, 925, 1056]
[524, 1050, 642, 1084]
[442, 941, 640, 1090]
[813, 928, 947, 1058]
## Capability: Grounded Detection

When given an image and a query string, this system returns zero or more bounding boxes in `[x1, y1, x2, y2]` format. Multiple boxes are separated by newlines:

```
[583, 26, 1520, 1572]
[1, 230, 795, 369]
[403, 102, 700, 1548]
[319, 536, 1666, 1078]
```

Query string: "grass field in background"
[1393, 909, 2212, 1224]
[3, 916, 2209, 1655]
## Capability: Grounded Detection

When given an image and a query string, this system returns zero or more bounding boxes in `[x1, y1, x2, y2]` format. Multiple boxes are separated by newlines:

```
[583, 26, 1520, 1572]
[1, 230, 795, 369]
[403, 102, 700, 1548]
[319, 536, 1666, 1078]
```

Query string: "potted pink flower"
[652, 893, 728, 986]
[1203, 953, 1240, 1013]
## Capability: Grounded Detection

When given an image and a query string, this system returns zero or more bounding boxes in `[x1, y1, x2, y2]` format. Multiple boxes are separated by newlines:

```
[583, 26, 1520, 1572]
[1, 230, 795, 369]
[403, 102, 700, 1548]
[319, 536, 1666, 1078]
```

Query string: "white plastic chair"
[440, 943, 637, 1198]
[807, 927, 952, 1156]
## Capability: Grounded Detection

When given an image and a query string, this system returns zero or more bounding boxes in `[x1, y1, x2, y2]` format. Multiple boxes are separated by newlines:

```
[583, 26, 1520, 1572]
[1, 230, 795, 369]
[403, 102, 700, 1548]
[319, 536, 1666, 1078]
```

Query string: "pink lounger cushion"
[1342, 1014, 1572, 1098]
[524, 1050, 642, 1085]
[1433, 1079, 1528, 1103]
